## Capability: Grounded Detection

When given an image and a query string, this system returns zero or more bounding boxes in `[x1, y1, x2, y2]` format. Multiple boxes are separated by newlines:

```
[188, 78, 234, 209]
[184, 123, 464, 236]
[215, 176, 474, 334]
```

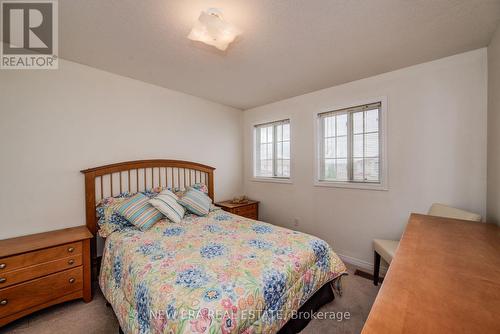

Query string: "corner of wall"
[487, 23, 500, 226]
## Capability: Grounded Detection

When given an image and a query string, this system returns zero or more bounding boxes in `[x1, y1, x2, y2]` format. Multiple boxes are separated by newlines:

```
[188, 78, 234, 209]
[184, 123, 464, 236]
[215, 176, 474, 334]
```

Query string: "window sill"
[314, 180, 388, 191]
[251, 177, 293, 184]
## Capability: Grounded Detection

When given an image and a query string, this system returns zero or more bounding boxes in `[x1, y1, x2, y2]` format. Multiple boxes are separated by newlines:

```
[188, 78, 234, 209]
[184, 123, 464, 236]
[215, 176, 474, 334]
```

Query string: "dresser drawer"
[0, 242, 82, 274]
[0, 266, 83, 318]
[0, 255, 82, 288]
[242, 213, 258, 220]
[233, 204, 257, 217]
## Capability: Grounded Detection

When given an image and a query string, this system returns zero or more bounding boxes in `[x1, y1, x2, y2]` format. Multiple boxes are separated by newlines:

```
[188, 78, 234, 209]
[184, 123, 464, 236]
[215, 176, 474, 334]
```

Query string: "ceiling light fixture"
[187, 8, 241, 51]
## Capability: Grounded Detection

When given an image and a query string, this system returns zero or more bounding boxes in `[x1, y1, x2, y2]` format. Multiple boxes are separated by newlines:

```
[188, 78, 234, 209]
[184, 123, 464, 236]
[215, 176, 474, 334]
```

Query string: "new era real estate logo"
[1, 0, 58, 69]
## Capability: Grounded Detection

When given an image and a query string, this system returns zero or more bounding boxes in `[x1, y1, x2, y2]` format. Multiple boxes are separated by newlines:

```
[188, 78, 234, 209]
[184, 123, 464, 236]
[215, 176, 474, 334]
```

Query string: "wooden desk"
[362, 213, 500, 334]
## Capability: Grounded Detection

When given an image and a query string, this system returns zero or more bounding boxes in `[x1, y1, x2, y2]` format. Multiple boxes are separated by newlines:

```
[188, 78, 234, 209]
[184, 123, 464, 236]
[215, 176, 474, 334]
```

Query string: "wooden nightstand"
[0, 226, 93, 327]
[216, 200, 259, 220]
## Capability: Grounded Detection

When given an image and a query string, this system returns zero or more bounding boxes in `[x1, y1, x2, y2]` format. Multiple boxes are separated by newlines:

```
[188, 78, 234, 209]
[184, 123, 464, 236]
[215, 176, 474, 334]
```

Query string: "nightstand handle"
[68, 259, 75, 265]
[69, 277, 75, 284]
[67, 247, 74, 253]
[0, 278, 5, 284]
[0, 263, 5, 269]
[0, 299, 7, 306]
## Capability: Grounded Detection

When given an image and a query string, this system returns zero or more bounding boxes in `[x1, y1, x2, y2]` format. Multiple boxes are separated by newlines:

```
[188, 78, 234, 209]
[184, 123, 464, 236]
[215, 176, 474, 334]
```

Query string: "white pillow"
[149, 189, 185, 224]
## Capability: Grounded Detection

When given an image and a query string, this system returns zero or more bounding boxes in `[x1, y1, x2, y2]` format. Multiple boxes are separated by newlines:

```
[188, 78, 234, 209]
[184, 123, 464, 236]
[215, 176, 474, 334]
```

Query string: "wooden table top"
[362, 213, 500, 334]
[215, 200, 259, 209]
[0, 226, 93, 258]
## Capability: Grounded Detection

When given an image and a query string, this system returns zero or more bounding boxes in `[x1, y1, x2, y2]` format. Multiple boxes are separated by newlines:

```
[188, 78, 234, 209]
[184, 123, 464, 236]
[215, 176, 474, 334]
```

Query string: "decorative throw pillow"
[96, 197, 134, 238]
[191, 182, 209, 195]
[170, 187, 186, 198]
[178, 188, 212, 216]
[149, 190, 185, 224]
[114, 193, 163, 230]
[141, 186, 169, 198]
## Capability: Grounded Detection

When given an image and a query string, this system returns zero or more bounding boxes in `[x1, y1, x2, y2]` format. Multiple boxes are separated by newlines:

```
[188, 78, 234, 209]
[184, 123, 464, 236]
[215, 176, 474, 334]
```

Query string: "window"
[317, 102, 385, 188]
[254, 119, 290, 179]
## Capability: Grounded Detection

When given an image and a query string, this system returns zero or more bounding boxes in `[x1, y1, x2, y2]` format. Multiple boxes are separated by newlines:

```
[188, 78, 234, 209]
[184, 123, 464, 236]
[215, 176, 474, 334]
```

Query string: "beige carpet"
[0, 264, 379, 334]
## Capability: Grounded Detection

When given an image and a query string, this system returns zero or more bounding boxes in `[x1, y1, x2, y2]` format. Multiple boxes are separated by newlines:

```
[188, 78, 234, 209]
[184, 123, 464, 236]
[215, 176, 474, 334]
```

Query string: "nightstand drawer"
[0, 242, 82, 274]
[0, 255, 82, 288]
[244, 213, 258, 220]
[233, 204, 257, 216]
[0, 266, 83, 318]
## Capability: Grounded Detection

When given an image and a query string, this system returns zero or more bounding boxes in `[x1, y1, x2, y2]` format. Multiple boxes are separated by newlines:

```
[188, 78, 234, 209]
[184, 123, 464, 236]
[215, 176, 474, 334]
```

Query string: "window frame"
[252, 119, 292, 183]
[313, 97, 388, 191]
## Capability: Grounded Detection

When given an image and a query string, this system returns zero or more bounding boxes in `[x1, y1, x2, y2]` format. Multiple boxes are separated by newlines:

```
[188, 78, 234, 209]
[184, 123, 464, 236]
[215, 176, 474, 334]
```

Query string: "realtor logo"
[1, 0, 58, 69]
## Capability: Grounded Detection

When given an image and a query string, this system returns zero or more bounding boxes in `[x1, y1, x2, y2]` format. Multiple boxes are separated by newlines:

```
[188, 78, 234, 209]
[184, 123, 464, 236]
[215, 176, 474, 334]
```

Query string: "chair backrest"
[428, 203, 481, 222]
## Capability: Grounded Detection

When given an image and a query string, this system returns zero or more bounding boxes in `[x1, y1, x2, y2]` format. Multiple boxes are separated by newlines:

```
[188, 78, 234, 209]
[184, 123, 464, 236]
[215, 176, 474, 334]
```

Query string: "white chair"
[427, 203, 481, 222]
[372, 203, 481, 285]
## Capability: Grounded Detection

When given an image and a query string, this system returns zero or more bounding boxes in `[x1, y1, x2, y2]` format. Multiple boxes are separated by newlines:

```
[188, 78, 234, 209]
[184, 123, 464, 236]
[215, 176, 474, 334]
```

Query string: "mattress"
[100, 209, 347, 334]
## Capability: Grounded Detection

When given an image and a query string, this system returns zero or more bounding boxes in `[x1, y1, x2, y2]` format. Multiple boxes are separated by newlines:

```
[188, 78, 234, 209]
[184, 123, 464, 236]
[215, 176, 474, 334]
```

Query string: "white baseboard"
[337, 253, 388, 275]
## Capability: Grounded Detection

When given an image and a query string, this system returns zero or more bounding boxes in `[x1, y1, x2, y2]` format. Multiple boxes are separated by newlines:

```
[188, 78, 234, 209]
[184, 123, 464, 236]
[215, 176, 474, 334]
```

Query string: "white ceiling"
[60, 0, 500, 109]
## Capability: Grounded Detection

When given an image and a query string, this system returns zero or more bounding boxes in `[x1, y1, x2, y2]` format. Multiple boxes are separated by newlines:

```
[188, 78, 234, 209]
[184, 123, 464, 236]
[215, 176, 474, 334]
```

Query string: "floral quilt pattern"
[100, 210, 347, 334]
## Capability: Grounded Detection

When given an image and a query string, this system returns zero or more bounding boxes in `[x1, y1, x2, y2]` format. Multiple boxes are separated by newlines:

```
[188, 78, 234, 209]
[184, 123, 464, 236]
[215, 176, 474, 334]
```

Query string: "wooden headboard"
[80, 159, 215, 265]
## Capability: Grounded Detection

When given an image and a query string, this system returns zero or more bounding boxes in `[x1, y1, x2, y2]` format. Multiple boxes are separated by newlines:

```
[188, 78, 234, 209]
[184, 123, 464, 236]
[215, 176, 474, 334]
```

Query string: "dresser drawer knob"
[67, 247, 75, 253]
[0, 278, 5, 284]
[69, 277, 75, 284]
[68, 259, 75, 265]
[0, 264, 5, 269]
[0, 299, 7, 306]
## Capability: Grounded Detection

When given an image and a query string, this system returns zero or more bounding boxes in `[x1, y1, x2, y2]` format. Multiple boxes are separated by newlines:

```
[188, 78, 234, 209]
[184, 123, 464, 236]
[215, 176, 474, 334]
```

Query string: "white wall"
[487, 25, 500, 226]
[0, 59, 243, 239]
[243, 49, 487, 267]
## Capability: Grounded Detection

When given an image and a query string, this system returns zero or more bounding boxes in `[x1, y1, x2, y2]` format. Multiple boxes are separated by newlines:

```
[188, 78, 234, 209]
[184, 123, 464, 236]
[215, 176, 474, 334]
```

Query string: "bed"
[81, 160, 347, 334]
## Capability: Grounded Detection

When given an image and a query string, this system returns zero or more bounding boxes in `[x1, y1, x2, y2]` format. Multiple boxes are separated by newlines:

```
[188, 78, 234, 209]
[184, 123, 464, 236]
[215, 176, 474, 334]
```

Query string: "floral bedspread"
[100, 210, 347, 334]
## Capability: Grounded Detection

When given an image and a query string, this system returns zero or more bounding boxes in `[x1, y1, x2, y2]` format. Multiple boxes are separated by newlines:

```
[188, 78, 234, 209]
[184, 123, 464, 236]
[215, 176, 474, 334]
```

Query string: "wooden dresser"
[0, 226, 93, 327]
[362, 214, 500, 334]
[216, 200, 259, 220]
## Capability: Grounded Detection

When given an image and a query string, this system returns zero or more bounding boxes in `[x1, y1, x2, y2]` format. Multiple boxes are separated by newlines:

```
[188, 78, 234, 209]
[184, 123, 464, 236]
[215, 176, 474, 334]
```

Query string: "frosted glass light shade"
[187, 8, 241, 51]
